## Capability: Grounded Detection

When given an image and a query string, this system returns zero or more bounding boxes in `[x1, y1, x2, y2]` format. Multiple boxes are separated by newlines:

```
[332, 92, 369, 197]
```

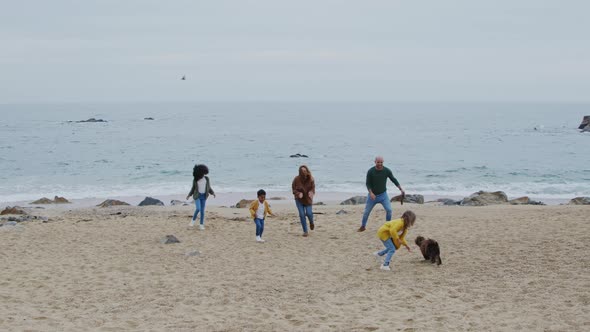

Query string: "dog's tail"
[415, 236, 425, 246]
[436, 255, 442, 265]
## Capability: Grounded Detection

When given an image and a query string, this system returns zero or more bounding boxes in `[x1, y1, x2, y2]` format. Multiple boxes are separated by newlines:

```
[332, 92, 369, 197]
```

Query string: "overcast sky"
[1, 0, 589, 103]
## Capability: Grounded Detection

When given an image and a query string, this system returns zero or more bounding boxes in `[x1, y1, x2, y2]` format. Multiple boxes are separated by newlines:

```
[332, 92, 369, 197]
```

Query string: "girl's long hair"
[298, 165, 313, 183]
[193, 164, 209, 181]
[401, 210, 416, 234]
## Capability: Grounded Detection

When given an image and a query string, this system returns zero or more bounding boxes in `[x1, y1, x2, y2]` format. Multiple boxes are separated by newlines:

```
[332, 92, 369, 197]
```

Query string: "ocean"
[0, 102, 588, 203]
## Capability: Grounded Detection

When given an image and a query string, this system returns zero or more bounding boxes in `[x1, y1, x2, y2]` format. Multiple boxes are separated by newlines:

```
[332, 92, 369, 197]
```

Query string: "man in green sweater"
[357, 156, 405, 232]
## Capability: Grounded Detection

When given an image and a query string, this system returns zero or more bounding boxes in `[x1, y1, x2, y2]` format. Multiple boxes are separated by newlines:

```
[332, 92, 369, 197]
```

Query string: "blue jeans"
[361, 192, 392, 227]
[378, 238, 397, 266]
[295, 200, 313, 233]
[192, 193, 207, 225]
[254, 218, 265, 237]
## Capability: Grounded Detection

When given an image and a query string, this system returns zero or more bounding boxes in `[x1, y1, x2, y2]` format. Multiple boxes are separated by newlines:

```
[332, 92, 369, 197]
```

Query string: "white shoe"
[380, 264, 391, 271]
[256, 236, 265, 242]
[199, 224, 205, 230]
[373, 251, 381, 257]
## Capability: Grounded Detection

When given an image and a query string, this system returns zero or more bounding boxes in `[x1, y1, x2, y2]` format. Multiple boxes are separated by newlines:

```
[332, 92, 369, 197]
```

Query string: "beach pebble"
[185, 250, 200, 257]
[161, 235, 180, 244]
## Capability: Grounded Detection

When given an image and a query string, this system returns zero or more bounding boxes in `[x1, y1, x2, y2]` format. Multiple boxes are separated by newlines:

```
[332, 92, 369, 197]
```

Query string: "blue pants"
[192, 193, 207, 225]
[295, 200, 313, 233]
[254, 218, 265, 237]
[361, 192, 392, 227]
[378, 238, 397, 266]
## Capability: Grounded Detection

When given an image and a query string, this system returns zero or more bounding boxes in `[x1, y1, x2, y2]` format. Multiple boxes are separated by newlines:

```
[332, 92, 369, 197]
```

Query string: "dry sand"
[1, 202, 589, 331]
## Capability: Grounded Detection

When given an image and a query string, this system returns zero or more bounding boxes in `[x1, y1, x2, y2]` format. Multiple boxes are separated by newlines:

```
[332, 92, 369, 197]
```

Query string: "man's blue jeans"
[378, 238, 397, 266]
[192, 193, 207, 225]
[361, 192, 392, 227]
[254, 218, 265, 237]
[295, 200, 313, 233]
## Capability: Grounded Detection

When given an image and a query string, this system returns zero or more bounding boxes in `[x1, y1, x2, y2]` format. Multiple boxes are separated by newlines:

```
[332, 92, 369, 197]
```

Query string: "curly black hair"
[193, 164, 209, 180]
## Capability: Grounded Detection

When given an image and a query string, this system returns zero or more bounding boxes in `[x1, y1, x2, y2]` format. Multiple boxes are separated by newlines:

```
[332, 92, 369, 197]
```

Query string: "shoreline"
[0, 191, 574, 210]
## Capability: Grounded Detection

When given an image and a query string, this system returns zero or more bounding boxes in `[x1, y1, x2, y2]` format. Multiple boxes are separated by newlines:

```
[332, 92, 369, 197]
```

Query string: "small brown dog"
[415, 236, 442, 265]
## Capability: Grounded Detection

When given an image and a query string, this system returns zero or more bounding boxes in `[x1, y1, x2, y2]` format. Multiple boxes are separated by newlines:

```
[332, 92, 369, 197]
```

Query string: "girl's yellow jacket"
[377, 218, 408, 249]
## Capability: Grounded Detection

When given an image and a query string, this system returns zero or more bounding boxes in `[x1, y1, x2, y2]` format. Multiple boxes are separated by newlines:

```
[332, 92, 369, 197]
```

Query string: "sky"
[1, 0, 589, 103]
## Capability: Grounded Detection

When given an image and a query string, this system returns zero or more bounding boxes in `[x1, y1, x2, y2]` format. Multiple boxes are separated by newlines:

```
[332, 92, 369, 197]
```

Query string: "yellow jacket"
[377, 218, 409, 249]
[249, 200, 273, 219]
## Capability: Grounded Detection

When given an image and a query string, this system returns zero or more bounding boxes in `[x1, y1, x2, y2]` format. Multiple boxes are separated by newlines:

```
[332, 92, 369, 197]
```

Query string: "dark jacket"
[188, 176, 215, 200]
[292, 174, 315, 206]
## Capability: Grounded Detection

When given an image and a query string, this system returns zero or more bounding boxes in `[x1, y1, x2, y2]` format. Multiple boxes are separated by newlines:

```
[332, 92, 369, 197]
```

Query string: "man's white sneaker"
[199, 224, 205, 230]
[380, 264, 391, 271]
[258, 238, 265, 243]
[373, 251, 381, 257]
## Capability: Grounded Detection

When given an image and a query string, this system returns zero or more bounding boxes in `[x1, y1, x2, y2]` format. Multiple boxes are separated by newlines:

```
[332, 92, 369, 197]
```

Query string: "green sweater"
[366, 166, 400, 196]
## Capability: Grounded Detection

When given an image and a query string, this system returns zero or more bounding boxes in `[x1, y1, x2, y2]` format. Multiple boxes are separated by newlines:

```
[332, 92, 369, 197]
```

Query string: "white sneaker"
[258, 237, 265, 243]
[373, 251, 381, 257]
[380, 264, 391, 271]
[199, 224, 205, 230]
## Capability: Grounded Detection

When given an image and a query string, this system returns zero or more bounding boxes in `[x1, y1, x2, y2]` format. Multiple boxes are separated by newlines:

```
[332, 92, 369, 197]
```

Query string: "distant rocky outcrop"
[460, 191, 508, 206]
[96, 199, 130, 208]
[391, 194, 424, 204]
[1, 206, 27, 215]
[340, 196, 367, 205]
[30, 197, 54, 204]
[235, 199, 254, 208]
[268, 197, 286, 200]
[76, 118, 107, 123]
[289, 153, 309, 158]
[30, 196, 70, 204]
[578, 116, 590, 131]
[138, 197, 164, 206]
[144, 117, 154, 120]
[568, 197, 590, 205]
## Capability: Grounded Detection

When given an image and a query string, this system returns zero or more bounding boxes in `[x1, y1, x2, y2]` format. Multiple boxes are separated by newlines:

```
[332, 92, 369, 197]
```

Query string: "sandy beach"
[1, 199, 588, 331]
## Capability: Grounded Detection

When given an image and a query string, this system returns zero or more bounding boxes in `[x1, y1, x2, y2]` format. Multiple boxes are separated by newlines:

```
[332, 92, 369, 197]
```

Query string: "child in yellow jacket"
[249, 189, 274, 243]
[374, 210, 416, 271]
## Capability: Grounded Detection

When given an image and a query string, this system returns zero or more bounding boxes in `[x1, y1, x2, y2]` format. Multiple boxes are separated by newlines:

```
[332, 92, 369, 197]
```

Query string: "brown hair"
[401, 210, 416, 234]
[298, 165, 313, 183]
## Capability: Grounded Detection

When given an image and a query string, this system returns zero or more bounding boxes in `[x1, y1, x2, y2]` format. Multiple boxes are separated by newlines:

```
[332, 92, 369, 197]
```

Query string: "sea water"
[0, 102, 588, 203]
